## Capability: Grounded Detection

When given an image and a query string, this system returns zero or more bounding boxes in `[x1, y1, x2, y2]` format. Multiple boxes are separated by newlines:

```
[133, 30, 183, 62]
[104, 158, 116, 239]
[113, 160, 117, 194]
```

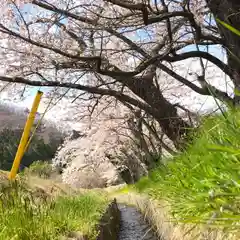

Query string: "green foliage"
[134, 109, 240, 230]
[25, 161, 53, 179]
[0, 128, 58, 171]
[0, 182, 108, 240]
[216, 18, 240, 37]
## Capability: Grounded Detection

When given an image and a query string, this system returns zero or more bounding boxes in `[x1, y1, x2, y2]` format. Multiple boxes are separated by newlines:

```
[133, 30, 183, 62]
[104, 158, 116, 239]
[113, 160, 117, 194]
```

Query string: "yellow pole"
[9, 90, 43, 180]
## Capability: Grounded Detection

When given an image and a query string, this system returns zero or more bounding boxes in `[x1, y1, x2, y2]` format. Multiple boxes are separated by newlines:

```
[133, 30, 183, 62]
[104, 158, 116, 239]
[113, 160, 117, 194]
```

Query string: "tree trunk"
[206, 0, 240, 103]
[123, 77, 190, 149]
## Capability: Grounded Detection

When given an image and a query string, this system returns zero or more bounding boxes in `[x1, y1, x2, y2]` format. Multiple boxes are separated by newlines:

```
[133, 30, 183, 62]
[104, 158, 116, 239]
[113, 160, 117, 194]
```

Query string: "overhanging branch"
[156, 62, 233, 103]
[163, 51, 233, 79]
[0, 75, 153, 114]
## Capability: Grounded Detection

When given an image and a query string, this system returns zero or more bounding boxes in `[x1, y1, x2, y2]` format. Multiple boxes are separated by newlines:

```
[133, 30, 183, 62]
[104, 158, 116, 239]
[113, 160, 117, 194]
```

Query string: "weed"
[0, 181, 108, 240]
[134, 109, 240, 232]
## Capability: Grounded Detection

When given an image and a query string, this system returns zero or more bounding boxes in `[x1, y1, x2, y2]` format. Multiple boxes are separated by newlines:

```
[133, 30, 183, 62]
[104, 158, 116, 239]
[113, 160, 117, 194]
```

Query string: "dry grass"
[0, 170, 76, 203]
[0, 168, 106, 199]
[25, 175, 78, 197]
[0, 170, 10, 182]
[110, 190, 239, 240]
[0, 169, 102, 205]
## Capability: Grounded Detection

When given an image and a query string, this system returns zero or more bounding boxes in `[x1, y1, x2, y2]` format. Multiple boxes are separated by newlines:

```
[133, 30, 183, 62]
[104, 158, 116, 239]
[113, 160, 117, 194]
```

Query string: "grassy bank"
[130, 110, 240, 236]
[0, 176, 108, 240]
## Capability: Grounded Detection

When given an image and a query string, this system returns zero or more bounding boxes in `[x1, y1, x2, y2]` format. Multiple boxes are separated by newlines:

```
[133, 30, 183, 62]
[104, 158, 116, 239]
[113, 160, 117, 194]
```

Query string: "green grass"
[0, 182, 108, 240]
[134, 109, 240, 230]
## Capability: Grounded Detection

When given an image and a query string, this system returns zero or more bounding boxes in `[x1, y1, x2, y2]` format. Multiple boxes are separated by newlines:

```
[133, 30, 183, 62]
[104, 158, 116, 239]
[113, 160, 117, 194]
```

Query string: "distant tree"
[0, 128, 57, 171]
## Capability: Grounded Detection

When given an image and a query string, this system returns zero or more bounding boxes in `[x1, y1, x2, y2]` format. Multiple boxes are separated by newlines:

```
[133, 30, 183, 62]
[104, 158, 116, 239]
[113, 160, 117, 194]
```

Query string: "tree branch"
[32, 0, 96, 25]
[0, 75, 153, 114]
[156, 62, 233, 103]
[103, 0, 144, 11]
[0, 23, 95, 61]
[147, 11, 194, 24]
[164, 51, 233, 79]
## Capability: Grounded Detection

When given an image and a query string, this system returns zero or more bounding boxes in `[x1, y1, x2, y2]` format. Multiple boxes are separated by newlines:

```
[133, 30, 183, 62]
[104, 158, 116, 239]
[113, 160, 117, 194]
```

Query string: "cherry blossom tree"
[0, 0, 237, 148]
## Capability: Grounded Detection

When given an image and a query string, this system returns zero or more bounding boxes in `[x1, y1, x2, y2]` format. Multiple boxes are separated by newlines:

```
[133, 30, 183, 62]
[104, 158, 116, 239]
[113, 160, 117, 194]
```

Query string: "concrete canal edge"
[96, 198, 121, 240]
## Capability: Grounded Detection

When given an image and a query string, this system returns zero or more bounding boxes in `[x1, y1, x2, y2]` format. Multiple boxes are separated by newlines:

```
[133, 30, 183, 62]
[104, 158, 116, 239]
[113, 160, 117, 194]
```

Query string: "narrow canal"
[118, 204, 158, 240]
